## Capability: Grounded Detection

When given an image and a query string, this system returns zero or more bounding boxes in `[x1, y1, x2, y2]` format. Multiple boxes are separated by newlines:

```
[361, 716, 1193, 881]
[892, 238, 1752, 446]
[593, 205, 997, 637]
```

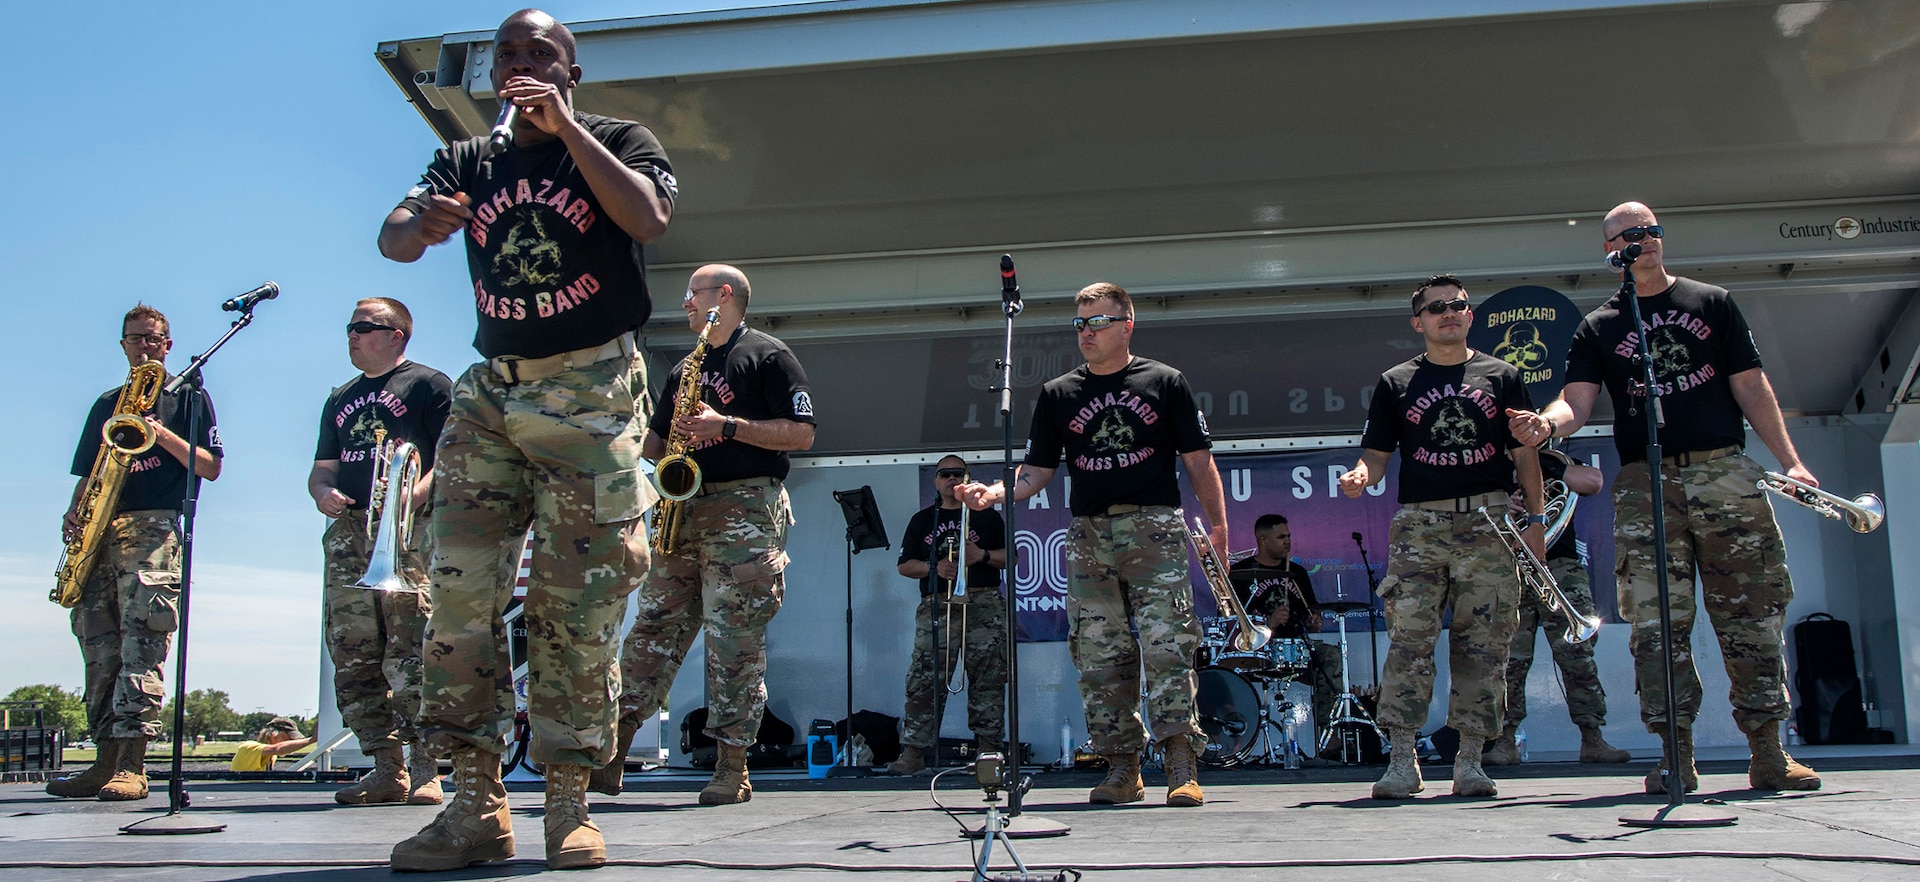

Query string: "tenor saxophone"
[649, 307, 721, 555]
[52, 361, 167, 607]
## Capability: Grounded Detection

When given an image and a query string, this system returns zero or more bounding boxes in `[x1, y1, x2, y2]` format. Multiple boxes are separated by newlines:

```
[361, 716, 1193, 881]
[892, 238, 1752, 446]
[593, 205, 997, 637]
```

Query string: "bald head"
[1603, 201, 1657, 241]
[498, 8, 577, 66]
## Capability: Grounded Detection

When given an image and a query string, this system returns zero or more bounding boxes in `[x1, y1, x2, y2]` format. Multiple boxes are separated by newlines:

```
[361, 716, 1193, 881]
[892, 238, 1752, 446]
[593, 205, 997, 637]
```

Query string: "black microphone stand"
[123, 302, 263, 836]
[1612, 248, 1734, 828]
[1349, 533, 1383, 687]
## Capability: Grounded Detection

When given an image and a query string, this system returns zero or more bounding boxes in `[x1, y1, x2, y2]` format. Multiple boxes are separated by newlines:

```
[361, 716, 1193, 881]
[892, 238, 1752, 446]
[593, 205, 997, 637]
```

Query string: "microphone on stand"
[487, 101, 518, 156]
[221, 282, 279, 312]
[1351, 531, 1364, 548]
[1000, 253, 1023, 317]
[1606, 242, 1643, 269]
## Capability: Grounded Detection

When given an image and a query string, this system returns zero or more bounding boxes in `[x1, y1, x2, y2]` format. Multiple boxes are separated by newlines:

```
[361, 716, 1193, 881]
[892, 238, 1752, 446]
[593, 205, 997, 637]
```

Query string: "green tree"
[159, 688, 242, 740]
[2, 684, 87, 737]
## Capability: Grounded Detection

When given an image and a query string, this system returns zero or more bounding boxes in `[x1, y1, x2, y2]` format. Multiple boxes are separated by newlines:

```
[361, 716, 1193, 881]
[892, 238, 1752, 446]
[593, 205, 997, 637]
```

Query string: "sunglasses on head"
[347, 321, 397, 335]
[1415, 298, 1470, 316]
[1608, 224, 1663, 244]
[936, 468, 969, 479]
[1071, 314, 1127, 332]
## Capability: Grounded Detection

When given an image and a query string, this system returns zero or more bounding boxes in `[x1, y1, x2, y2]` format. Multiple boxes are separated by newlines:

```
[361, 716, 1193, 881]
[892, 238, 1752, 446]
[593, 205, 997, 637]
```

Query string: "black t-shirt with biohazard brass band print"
[1565, 277, 1763, 465]
[396, 111, 677, 360]
[71, 381, 221, 514]
[1024, 356, 1212, 517]
[648, 326, 815, 484]
[314, 361, 454, 512]
[1361, 351, 1533, 505]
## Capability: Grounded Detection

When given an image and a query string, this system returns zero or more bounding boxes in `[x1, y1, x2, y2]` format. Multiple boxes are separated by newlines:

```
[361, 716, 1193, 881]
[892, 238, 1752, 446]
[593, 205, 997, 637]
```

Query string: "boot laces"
[548, 769, 589, 826]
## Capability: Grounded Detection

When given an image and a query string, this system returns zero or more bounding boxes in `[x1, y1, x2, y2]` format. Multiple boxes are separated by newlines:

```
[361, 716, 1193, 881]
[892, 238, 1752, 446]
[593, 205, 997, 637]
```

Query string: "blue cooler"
[806, 719, 838, 778]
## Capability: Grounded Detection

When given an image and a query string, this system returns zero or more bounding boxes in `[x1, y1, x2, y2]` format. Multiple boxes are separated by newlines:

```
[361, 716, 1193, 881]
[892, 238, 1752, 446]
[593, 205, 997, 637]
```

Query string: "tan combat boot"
[544, 764, 606, 869]
[1161, 736, 1205, 807]
[1577, 725, 1631, 763]
[336, 746, 410, 805]
[1371, 728, 1424, 799]
[698, 742, 752, 805]
[97, 737, 150, 801]
[1087, 751, 1145, 805]
[390, 749, 514, 872]
[407, 741, 444, 805]
[46, 738, 118, 798]
[885, 745, 927, 775]
[1644, 726, 1699, 794]
[1452, 733, 1497, 798]
[588, 720, 636, 796]
[1747, 723, 1821, 791]
[1481, 725, 1521, 766]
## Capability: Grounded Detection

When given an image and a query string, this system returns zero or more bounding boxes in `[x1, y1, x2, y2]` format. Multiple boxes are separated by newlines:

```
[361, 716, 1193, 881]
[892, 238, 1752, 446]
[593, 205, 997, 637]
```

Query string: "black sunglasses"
[1608, 224, 1663, 244]
[1415, 298, 1470, 316]
[1071, 314, 1127, 332]
[347, 321, 398, 335]
[935, 468, 969, 479]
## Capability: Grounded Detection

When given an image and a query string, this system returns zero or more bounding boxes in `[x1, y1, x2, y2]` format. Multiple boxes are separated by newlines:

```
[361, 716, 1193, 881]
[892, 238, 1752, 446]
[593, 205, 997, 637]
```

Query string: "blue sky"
[0, 1, 748, 717]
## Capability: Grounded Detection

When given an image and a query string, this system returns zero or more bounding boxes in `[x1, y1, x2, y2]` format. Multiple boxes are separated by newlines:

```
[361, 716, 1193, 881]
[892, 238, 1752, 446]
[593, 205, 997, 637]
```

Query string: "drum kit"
[1190, 569, 1386, 768]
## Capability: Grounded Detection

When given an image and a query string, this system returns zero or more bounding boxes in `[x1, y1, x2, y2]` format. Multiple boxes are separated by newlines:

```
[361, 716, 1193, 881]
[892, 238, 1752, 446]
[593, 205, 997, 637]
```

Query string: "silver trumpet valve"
[1759, 471, 1885, 534]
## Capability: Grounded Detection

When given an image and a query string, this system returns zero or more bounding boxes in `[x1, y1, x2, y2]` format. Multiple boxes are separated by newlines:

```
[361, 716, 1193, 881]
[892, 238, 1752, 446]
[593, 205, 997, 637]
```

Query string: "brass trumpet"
[1483, 501, 1599, 644]
[354, 427, 422, 593]
[1759, 471, 1884, 534]
[1186, 514, 1269, 653]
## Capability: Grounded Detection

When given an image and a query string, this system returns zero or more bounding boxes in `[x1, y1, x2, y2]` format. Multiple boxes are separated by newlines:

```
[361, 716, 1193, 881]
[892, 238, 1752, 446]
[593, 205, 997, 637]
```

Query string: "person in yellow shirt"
[230, 718, 316, 772]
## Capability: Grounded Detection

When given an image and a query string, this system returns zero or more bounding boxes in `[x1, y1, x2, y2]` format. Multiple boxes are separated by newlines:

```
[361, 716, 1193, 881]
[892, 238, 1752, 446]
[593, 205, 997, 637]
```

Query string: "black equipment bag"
[1792, 612, 1869, 745]
[679, 706, 800, 769]
[836, 709, 902, 765]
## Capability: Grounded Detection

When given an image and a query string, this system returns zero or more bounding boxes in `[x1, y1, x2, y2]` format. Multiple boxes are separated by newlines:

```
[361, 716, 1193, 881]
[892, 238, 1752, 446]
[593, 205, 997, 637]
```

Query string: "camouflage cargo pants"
[323, 507, 433, 752]
[1375, 507, 1520, 739]
[1065, 506, 1203, 756]
[1502, 555, 1608, 729]
[900, 587, 1008, 749]
[1614, 454, 1793, 735]
[618, 479, 791, 747]
[419, 353, 652, 767]
[69, 510, 180, 741]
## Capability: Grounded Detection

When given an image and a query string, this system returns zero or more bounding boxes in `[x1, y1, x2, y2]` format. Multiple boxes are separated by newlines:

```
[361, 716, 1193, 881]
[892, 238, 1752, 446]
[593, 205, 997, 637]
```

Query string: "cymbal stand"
[1316, 609, 1385, 764]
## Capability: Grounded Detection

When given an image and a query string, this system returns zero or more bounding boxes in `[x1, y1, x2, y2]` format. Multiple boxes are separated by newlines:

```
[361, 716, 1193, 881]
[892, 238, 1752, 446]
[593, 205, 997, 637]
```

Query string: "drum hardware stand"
[125, 288, 275, 835]
[1316, 602, 1386, 765]
[1604, 244, 1736, 829]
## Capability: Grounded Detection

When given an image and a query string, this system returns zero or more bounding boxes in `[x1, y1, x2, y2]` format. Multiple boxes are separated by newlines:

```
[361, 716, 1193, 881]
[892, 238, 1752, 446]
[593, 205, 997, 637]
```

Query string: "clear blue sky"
[0, 1, 748, 718]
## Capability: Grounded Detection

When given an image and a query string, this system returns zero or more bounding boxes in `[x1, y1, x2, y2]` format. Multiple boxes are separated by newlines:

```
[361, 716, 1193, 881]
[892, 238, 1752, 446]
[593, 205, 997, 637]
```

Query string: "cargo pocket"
[136, 570, 181, 633]
[1375, 573, 1400, 600]
[594, 468, 659, 524]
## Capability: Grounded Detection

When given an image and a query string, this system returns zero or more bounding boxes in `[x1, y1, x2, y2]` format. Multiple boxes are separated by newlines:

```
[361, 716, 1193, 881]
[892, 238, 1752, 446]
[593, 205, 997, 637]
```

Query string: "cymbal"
[1319, 600, 1375, 614]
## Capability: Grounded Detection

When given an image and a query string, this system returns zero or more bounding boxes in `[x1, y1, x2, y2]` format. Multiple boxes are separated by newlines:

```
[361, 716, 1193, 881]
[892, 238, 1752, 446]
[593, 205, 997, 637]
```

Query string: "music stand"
[831, 487, 888, 775]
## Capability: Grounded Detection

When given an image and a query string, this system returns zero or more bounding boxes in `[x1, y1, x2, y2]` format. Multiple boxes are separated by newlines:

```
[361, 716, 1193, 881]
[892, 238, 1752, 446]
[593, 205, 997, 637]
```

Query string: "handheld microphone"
[999, 253, 1023, 316]
[221, 282, 279, 312]
[1606, 242, 1643, 269]
[487, 101, 518, 156]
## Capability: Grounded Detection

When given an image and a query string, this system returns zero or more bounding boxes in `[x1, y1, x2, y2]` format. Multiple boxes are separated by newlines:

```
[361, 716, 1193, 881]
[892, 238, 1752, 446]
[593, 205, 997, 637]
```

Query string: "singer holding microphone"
[377, 8, 676, 872]
[1508, 201, 1821, 795]
[958, 282, 1226, 809]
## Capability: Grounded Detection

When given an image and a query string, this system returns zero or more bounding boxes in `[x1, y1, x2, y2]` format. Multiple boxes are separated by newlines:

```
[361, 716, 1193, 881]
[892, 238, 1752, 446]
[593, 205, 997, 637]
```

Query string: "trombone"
[1759, 471, 1884, 534]
[942, 498, 972, 695]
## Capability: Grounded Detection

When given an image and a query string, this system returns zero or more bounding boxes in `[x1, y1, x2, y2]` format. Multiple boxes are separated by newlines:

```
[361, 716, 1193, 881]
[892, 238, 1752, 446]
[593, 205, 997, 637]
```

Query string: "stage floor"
[5, 748, 1919, 880]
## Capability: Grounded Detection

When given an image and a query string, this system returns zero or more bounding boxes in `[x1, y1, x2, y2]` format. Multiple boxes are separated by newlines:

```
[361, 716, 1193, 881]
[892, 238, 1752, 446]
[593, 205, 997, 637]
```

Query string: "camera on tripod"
[974, 752, 1004, 796]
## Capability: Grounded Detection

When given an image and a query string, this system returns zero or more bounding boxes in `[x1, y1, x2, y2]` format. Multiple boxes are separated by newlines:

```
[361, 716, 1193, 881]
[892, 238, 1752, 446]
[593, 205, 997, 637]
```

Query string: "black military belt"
[698, 476, 777, 497]
[1095, 503, 1173, 517]
[487, 332, 637, 385]
[1407, 491, 1507, 513]
[1663, 445, 1740, 467]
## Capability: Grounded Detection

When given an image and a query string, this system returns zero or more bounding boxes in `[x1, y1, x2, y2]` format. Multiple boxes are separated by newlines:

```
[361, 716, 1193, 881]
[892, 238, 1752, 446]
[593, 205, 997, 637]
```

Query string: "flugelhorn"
[355, 427, 423, 593]
[53, 361, 167, 607]
[1759, 471, 1884, 534]
[1185, 513, 1269, 652]
[1483, 504, 1599, 644]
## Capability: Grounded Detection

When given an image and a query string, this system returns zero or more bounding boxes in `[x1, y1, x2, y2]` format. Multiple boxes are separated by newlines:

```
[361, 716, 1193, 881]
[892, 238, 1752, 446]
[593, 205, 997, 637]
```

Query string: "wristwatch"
[722, 416, 738, 440]
[1525, 513, 1548, 527]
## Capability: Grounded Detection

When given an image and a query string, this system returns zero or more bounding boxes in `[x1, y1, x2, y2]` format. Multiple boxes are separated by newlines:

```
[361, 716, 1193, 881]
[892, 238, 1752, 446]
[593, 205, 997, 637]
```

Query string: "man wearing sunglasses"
[1511, 201, 1821, 794]
[1339, 274, 1546, 801]
[886, 456, 1008, 775]
[959, 282, 1227, 808]
[47, 304, 222, 803]
[309, 298, 452, 809]
[607, 264, 815, 807]
[379, 9, 676, 872]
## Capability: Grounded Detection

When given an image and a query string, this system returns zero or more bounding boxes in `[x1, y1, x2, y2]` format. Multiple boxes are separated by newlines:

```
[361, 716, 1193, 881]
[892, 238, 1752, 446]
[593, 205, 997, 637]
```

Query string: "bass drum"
[1196, 666, 1262, 767]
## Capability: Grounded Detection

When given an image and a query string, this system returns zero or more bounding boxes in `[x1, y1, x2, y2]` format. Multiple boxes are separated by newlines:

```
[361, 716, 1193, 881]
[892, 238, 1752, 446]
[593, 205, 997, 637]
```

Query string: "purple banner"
[926, 437, 1623, 643]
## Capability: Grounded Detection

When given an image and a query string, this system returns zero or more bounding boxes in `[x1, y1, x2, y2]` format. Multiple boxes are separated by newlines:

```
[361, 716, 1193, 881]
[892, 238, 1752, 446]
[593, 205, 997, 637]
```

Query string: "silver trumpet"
[1483, 494, 1599, 644]
[1759, 471, 1885, 534]
[355, 428, 423, 593]
[1186, 514, 1270, 653]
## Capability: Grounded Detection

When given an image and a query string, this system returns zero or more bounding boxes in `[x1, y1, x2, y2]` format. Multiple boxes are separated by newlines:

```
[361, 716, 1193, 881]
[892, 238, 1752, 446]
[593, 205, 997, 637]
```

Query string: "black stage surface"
[4, 747, 1919, 880]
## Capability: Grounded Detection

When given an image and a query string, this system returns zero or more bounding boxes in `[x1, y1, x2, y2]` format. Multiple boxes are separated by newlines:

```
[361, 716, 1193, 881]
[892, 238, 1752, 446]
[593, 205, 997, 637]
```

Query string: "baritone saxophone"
[52, 361, 167, 607]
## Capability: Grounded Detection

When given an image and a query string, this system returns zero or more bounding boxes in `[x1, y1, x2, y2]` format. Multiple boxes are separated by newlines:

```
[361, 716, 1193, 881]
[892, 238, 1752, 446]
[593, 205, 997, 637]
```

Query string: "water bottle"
[1058, 718, 1073, 769]
[806, 719, 837, 779]
[1787, 721, 1803, 747]
[1514, 727, 1529, 762]
[1281, 715, 1302, 769]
